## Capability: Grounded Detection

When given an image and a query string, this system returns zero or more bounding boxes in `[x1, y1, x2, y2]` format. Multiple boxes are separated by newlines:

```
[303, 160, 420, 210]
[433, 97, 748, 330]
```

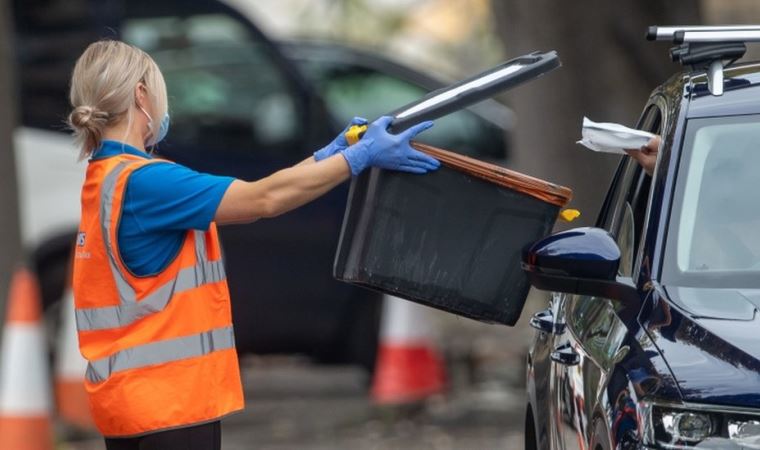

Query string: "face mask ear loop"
[138, 105, 155, 147]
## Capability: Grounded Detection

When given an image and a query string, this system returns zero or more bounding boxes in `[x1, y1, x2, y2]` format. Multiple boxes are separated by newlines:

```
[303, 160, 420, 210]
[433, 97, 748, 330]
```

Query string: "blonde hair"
[68, 40, 167, 159]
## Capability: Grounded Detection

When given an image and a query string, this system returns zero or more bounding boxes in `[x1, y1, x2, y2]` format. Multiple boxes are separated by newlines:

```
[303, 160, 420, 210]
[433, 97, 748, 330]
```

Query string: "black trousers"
[104, 421, 221, 450]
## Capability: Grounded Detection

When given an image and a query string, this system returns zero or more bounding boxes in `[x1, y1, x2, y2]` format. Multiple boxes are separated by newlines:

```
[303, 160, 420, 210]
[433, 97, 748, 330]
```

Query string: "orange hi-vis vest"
[72, 153, 244, 437]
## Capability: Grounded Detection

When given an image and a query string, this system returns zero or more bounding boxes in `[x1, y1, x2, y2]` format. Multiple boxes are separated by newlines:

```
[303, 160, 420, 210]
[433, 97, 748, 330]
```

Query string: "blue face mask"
[140, 106, 170, 146]
[155, 112, 170, 145]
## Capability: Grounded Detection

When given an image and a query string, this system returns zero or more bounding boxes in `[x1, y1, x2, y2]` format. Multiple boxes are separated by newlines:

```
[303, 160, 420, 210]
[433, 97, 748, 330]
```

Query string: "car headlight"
[641, 400, 760, 449]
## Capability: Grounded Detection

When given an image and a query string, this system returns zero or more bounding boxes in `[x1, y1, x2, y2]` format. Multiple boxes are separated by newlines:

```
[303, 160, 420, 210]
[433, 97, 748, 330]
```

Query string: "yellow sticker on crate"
[559, 209, 581, 222]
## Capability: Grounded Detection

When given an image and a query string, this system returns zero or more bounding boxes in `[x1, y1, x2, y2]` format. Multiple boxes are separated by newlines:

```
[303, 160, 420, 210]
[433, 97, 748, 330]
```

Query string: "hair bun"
[69, 105, 108, 130]
[68, 105, 110, 158]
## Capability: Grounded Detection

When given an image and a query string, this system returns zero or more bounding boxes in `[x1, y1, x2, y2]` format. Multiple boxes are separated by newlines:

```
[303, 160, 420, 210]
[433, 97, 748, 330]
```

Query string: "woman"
[69, 40, 438, 450]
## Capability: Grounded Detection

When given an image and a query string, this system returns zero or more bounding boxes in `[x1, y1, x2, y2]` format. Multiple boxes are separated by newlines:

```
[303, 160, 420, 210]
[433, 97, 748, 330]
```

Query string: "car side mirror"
[521, 227, 638, 304]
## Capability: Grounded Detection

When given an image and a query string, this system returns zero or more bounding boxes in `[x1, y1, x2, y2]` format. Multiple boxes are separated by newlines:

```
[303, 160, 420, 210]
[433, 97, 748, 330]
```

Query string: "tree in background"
[491, 1, 701, 224]
[0, 0, 20, 324]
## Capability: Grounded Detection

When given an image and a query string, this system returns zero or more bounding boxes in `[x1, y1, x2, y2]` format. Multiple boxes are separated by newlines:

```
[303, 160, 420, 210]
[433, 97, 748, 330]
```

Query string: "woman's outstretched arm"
[214, 153, 350, 224]
[215, 116, 439, 225]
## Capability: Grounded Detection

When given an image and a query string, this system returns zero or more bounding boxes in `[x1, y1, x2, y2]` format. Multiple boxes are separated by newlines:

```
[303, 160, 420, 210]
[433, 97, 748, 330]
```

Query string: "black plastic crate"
[333, 144, 572, 326]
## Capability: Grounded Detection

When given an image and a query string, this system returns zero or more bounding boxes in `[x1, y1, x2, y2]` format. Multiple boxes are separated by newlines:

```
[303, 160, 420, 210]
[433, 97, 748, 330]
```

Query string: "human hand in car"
[626, 135, 661, 176]
[341, 116, 440, 175]
[313, 116, 369, 161]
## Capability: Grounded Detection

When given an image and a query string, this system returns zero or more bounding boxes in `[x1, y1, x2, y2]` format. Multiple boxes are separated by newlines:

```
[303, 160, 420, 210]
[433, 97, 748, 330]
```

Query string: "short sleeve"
[124, 162, 236, 233]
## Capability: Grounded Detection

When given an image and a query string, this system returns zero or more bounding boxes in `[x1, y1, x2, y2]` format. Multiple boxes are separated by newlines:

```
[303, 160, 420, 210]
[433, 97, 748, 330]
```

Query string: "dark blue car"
[522, 27, 760, 449]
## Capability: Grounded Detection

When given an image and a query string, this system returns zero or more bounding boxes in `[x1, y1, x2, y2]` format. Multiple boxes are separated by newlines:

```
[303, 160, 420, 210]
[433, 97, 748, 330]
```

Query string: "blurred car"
[278, 40, 513, 161]
[522, 35, 760, 449]
[13, 0, 513, 373]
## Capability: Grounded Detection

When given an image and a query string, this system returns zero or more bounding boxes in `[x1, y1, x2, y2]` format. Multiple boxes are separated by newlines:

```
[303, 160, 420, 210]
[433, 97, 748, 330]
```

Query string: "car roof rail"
[647, 25, 760, 96]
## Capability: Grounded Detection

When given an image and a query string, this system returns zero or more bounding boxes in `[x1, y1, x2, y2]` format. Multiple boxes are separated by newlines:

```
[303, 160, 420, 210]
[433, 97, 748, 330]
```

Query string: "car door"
[545, 148, 638, 450]
[550, 103, 664, 449]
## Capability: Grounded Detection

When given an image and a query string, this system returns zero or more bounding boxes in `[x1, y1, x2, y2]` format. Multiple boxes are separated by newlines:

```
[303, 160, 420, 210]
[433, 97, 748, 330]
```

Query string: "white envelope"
[577, 117, 655, 154]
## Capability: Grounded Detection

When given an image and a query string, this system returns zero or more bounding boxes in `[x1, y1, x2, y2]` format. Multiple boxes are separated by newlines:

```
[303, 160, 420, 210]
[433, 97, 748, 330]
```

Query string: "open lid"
[388, 51, 561, 133]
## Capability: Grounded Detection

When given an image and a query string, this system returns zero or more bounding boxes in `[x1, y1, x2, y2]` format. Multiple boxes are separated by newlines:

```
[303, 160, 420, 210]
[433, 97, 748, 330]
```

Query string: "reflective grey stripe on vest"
[75, 260, 226, 331]
[100, 162, 137, 305]
[85, 325, 235, 383]
[76, 164, 226, 332]
[194, 229, 208, 263]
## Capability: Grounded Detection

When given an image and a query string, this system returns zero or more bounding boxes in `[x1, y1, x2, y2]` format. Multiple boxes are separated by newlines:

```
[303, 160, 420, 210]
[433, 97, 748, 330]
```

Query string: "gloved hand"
[341, 116, 440, 175]
[313, 117, 368, 161]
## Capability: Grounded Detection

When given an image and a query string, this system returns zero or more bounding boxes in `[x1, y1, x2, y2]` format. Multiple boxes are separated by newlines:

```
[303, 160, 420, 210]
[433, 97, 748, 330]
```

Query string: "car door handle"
[529, 309, 565, 335]
[551, 344, 580, 366]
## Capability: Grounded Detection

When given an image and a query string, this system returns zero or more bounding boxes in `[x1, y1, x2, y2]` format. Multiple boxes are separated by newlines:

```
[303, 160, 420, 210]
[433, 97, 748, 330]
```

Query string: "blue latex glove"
[313, 117, 368, 161]
[341, 116, 440, 175]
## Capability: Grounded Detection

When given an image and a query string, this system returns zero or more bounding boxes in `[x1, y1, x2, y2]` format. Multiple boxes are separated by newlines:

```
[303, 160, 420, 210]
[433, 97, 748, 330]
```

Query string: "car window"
[600, 159, 638, 233]
[566, 105, 663, 366]
[294, 60, 506, 159]
[122, 14, 305, 156]
[598, 159, 642, 277]
[620, 107, 661, 275]
[601, 105, 662, 277]
[664, 114, 760, 288]
[617, 203, 636, 277]
[616, 165, 654, 277]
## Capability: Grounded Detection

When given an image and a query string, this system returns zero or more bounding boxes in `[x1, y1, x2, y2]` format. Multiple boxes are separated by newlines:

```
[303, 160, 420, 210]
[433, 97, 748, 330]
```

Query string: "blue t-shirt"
[92, 140, 235, 276]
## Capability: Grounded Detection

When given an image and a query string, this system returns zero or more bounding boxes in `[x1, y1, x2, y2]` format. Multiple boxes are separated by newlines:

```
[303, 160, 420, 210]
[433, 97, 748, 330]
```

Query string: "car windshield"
[664, 114, 760, 288]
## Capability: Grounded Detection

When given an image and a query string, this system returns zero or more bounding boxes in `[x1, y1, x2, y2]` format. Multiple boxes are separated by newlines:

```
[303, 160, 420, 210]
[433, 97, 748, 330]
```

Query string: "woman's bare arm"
[214, 116, 439, 225]
[214, 153, 350, 225]
[294, 156, 317, 167]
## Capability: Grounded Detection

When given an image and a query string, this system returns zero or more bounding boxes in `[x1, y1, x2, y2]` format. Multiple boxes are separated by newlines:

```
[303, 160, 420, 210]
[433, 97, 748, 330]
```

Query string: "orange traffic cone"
[55, 284, 94, 430]
[371, 295, 446, 404]
[0, 267, 54, 450]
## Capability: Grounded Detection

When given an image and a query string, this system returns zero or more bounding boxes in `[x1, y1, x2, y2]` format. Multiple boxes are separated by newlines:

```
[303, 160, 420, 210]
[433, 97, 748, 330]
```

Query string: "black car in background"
[279, 40, 513, 161]
[14, 0, 512, 373]
[522, 30, 760, 449]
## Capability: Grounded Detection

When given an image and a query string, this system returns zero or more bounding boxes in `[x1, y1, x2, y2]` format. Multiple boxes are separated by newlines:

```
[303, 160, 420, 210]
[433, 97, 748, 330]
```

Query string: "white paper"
[577, 117, 655, 155]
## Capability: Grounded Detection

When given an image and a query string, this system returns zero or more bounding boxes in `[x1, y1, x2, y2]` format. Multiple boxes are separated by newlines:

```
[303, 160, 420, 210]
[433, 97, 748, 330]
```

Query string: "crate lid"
[413, 143, 573, 207]
[389, 51, 561, 133]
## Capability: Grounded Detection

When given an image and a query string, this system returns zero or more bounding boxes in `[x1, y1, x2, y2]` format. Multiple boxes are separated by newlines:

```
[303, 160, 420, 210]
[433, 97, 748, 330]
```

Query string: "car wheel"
[525, 404, 538, 450]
